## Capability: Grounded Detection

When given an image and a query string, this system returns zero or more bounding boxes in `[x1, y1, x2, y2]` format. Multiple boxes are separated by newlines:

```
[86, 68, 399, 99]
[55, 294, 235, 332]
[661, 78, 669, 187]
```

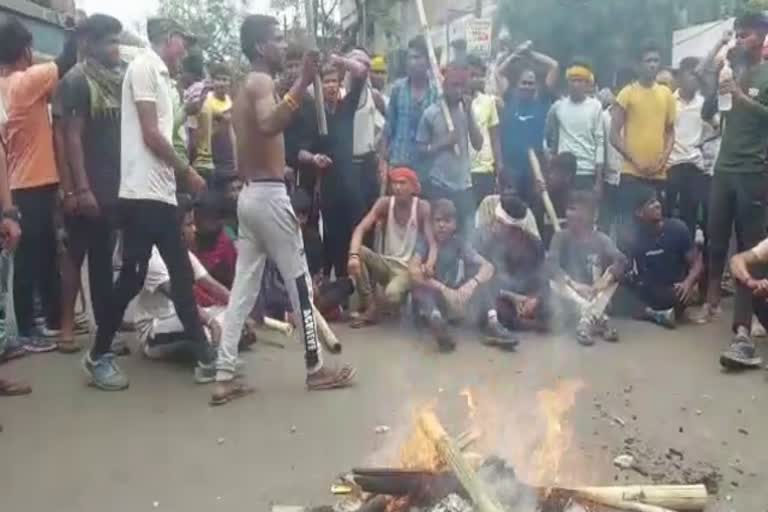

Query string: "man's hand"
[347, 254, 362, 277]
[517, 296, 539, 319]
[208, 318, 222, 345]
[78, 189, 100, 218]
[719, 77, 744, 99]
[312, 153, 333, 170]
[423, 258, 436, 279]
[186, 167, 207, 195]
[300, 50, 321, 87]
[747, 278, 768, 297]
[0, 218, 21, 251]
[61, 194, 78, 216]
[673, 280, 696, 305]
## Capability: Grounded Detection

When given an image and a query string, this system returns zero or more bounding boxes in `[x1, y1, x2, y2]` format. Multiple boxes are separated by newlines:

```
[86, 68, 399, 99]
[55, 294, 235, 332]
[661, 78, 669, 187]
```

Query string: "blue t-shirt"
[623, 219, 692, 286]
[500, 95, 550, 179]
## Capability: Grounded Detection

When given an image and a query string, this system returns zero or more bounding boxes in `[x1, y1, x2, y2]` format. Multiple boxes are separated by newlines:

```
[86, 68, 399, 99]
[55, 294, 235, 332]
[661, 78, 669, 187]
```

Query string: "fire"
[399, 407, 444, 470]
[460, 388, 477, 421]
[531, 379, 585, 486]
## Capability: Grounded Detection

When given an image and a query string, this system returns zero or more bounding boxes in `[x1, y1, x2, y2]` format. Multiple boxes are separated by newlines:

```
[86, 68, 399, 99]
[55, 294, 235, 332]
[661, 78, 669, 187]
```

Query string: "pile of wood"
[274, 410, 710, 512]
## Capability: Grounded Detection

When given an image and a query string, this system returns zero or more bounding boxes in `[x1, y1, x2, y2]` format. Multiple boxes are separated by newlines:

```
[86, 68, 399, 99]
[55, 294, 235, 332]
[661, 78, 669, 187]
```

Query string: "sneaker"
[82, 352, 129, 391]
[37, 326, 61, 338]
[720, 334, 763, 370]
[17, 335, 57, 354]
[594, 315, 620, 342]
[576, 326, 595, 346]
[751, 316, 767, 338]
[647, 308, 676, 330]
[0, 336, 27, 361]
[483, 321, 519, 351]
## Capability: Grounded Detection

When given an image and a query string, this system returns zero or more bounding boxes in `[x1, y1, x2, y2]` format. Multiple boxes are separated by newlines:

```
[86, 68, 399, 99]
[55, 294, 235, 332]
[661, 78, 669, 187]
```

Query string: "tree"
[157, 0, 251, 64]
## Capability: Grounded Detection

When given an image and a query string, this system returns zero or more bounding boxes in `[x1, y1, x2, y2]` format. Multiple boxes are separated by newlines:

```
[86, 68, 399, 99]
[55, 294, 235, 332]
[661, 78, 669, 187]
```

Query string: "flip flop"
[0, 378, 32, 396]
[306, 365, 356, 391]
[57, 340, 82, 354]
[350, 316, 377, 329]
[209, 381, 255, 406]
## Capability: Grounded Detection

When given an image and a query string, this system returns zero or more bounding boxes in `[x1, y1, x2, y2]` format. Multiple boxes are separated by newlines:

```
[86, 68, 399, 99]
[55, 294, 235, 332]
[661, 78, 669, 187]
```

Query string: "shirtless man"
[212, 15, 355, 405]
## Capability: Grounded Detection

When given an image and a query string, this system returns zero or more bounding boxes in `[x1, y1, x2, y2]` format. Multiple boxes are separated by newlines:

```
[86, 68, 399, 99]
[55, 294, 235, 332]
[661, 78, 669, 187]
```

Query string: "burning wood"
[346, 410, 708, 512]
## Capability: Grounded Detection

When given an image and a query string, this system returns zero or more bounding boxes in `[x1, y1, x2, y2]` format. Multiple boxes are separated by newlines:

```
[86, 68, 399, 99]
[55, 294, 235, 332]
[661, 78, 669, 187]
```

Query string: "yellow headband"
[371, 56, 387, 72]
[566, 65, 594, 83]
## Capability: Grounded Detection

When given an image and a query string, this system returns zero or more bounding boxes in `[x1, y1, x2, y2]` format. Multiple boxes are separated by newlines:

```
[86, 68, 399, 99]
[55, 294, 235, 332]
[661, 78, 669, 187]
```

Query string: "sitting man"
[136, 197, 251, 364]
[474, 189, 550, 332]
[547, 191, 627, 346]
[409, 199, 517, 352]
[193, 191, 237, 289]
[475, 175, 540, 237]
[723, 239, 768, 369]
[617, 188, 703, 329]
[348, 167, 436, 327]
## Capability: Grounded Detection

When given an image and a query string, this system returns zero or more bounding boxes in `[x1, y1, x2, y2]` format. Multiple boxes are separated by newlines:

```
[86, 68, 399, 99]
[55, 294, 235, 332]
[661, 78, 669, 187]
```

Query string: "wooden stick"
[264, 316, 294, 336]
[528, 149, 561, 232]
[313, 305, 341, 353]
[571, 485, 707, 511]
[303, 0, 327, 135]
[417, 410, 505, 512]
[414, 0, 460, 155]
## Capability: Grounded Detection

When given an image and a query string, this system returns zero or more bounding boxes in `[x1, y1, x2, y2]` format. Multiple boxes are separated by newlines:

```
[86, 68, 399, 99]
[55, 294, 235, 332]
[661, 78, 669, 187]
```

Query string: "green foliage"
[157, 0, 250, 64]
[497, 0, 680, 86]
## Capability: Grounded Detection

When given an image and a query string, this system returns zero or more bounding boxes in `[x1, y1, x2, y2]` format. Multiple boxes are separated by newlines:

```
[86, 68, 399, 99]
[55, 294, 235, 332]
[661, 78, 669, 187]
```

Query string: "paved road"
[1, 306, 766, 512]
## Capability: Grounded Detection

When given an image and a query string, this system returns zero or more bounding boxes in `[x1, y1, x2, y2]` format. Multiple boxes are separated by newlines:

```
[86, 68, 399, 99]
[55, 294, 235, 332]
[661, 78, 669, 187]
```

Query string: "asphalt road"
[1, 304, 766, 512]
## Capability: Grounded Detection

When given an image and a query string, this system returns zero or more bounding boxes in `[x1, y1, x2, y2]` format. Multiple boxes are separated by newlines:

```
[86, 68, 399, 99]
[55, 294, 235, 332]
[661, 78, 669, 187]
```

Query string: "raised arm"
[529, 50, 560, 93]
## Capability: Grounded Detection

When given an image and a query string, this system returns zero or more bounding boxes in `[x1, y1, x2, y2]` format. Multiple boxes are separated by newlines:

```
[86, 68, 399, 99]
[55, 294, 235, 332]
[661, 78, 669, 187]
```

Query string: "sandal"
[0, 378, 32, 396]
[57, 339, 82, 354]
[306, 364, 356, 390]
[209, 381, 255, 406]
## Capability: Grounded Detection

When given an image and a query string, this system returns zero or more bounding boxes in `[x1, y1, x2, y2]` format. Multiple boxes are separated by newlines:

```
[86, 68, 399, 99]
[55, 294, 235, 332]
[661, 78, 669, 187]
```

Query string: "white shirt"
[668, 91, 704, 169]
[352, 83, 377, 156]
[120, 49, 178, 205]
[134, 247, 208, 343]
[602, 109, 622, 185]
[548, 96, 605, 175]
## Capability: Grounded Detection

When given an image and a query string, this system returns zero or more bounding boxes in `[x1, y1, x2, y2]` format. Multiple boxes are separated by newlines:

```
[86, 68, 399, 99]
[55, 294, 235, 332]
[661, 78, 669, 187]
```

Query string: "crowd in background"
[1, 8, 768, 402]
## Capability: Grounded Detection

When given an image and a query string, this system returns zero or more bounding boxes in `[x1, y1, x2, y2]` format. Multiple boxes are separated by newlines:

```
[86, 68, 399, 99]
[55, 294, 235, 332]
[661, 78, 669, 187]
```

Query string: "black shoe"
[483, 321, 519, 351]
[720, 334, 763, 370]
[429, 315, 455, 353]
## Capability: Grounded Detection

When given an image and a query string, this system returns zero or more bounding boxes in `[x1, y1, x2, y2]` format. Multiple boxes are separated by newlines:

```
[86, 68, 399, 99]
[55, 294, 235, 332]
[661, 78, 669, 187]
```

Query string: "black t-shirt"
[622, 219, 692, 286]
[54, 66, 121, 207]
[320, 78, 365, 202]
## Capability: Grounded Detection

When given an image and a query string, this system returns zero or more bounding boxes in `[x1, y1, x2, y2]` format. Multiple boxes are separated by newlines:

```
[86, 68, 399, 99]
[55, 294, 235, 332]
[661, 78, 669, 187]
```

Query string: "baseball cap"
[146, 17, 197, 44]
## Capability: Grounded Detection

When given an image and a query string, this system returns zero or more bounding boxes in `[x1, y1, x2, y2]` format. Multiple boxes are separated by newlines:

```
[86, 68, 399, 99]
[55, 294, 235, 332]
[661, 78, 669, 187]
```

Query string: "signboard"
[466, 18, 492, 58]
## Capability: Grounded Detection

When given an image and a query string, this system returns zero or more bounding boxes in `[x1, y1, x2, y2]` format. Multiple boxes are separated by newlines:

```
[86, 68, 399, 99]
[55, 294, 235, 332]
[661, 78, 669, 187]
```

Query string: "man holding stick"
[212, 15, 355, 405]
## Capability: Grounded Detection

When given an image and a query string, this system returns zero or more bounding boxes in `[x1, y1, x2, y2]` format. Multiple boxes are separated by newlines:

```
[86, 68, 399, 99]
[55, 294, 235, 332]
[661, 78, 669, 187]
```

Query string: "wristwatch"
[2, 208, 21, 223]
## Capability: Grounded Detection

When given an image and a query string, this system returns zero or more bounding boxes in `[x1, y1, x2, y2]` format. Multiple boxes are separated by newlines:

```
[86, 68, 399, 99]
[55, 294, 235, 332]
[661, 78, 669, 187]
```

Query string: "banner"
[466, 18, 492, 58]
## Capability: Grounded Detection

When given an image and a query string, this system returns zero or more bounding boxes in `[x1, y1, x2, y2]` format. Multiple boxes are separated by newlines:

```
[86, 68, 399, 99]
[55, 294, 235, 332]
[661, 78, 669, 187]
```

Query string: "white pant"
[216, 182, 321, 381]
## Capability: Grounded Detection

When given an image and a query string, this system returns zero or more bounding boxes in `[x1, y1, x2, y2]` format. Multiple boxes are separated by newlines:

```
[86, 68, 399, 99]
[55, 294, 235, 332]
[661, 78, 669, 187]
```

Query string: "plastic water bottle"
[719, 61, 733, 112]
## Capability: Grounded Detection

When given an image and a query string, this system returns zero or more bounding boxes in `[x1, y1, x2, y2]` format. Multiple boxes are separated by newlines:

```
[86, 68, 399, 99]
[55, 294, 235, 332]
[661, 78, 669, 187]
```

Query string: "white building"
[340, 0, 497, 64]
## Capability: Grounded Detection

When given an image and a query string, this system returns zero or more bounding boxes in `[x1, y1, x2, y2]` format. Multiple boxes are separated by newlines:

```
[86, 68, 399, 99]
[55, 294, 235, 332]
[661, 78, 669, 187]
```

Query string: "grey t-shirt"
[416, 103, 471, 191]
[547, 229, 626, 285]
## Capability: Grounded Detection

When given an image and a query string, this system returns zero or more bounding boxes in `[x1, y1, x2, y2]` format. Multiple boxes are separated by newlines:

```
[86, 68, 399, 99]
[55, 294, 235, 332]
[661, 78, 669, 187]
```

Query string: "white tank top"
[384, 196, 419, 264]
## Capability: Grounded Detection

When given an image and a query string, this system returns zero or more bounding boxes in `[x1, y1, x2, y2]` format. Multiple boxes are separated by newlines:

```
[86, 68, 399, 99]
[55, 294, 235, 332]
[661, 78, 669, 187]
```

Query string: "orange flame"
[531, 379, 585, 486]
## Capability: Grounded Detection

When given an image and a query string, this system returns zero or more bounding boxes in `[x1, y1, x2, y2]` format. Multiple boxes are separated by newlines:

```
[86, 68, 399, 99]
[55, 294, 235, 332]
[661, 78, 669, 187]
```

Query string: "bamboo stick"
[417, 410, 505, 512]
[528, 149, 561, 232]
[313, 305, 341, 353]
[571, 485, 707, 511]
[264, 316, 293, 336]
[414, 0, 460, 155]
[303, 0, 328, 135]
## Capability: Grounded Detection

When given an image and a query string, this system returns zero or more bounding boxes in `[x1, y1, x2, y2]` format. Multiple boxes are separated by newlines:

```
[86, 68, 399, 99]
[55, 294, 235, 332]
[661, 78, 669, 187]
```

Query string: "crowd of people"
[2, 8, 768, 405]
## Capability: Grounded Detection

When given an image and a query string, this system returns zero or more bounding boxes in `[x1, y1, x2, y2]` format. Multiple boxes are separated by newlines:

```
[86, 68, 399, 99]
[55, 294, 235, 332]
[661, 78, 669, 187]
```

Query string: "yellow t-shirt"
[192, 93, 232, 173]
[616, 82, 676, 180]
[470, 93, 500, 175]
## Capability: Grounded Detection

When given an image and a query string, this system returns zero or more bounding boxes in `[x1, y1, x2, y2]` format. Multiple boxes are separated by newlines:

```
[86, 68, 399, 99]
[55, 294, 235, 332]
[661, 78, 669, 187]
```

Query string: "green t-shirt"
[715, 62, 768, 174]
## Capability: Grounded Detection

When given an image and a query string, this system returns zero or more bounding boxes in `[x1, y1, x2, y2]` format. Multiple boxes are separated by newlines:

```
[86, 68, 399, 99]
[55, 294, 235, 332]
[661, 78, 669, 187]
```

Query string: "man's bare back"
[233, 70, 288, 181]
